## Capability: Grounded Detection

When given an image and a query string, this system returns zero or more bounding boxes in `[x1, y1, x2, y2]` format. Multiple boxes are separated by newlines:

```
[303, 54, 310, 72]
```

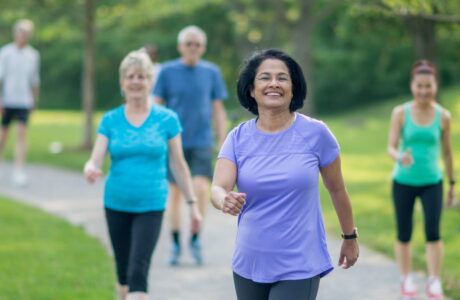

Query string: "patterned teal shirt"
[98, 104, 182, 212]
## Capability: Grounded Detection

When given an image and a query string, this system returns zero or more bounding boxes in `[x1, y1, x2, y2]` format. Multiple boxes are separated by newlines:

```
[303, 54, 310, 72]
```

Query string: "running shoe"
[426, 277, 444, 300]
[189, 238, 203, 265]
[400, 275, 417, 300]
[169, 243, 181, 266]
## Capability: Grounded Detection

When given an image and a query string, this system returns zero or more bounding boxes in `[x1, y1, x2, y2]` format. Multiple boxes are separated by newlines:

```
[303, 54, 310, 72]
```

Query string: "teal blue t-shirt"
[98, 104, 182, 212]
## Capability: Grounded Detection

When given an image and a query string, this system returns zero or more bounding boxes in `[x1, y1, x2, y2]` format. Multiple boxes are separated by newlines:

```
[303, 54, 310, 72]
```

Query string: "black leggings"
[392, 180, 443, 243]
[233, 272, 320, 300]
[105, 208, 163, 292]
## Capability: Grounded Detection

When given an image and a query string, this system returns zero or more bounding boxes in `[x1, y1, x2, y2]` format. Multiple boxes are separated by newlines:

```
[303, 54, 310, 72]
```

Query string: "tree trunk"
[291, 0, 315, 115]
[81, 0, 95, 150]
[404, 15, 437, 61]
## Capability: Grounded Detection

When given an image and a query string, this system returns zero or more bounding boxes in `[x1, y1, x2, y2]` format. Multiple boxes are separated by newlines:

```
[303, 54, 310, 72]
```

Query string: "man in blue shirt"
[154, 25, 228, 265]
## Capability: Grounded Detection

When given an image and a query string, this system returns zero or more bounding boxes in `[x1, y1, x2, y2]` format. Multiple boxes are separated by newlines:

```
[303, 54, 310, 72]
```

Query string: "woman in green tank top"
[387, 60, 456, 300]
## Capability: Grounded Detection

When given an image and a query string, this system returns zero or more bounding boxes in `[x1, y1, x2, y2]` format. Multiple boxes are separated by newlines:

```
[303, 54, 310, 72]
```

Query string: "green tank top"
[393, 102, 443, 186]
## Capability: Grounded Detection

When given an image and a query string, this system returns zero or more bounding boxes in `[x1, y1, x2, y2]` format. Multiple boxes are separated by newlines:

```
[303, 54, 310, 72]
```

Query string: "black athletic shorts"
[1, 108, 30, 127]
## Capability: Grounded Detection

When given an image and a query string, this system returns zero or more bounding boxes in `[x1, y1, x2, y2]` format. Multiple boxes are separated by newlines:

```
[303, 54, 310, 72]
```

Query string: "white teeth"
[266, 93, 281, 96]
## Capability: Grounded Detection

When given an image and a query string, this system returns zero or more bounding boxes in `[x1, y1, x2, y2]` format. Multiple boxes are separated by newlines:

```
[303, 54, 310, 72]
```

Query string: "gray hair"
[177, 25, 207, 45]
[14, 19, 34, 35]
[119, 51, 153, 80]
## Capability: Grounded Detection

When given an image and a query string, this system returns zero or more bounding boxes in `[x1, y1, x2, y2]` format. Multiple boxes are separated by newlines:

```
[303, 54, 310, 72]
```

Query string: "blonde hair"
[14, 19, 34, 35]
[177, 25, 207, 45]
[119, 51, 153, 80]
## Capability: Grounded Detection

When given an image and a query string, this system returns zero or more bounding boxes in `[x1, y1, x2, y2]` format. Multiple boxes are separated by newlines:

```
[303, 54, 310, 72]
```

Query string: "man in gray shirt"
[0, 19, 40, 186]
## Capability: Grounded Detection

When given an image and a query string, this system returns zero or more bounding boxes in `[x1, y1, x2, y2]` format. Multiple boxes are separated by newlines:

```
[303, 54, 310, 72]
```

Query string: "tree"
[229, 0, 342, 114]
[352, 0, 460, 61]
[81, 0, 95, 149]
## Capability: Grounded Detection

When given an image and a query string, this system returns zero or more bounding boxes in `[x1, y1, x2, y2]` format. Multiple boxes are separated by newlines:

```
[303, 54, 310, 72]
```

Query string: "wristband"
[342, 227, 359, 240]
[449, 179, 456, 186]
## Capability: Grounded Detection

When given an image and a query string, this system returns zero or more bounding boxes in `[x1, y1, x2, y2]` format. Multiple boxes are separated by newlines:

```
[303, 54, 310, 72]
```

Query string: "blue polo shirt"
[153, 59, 228, 149]
[98, 104, 182, 212]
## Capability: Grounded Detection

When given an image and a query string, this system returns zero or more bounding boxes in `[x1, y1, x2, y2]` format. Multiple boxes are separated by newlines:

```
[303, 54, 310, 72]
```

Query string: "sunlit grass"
[0, 197, 114, 299]
[2, 110, 103, 171]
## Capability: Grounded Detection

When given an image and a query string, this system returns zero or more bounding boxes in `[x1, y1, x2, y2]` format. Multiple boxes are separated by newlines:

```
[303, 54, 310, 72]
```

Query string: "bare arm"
[32, 86, 39, 109]
[387, 105, 403, 161]
[212, 100, 228, 149]
[387, 105, 413, 165]
[320, 156, 359, 269]
[441, 110, 456, 206]
[321, 156, 355, 235]
[168, 134, 202, 231]
[83, 134, 108, 183]
[168, 134, 197, 202]
[32, 52, 40, 109]
[211, 158, 245, 215]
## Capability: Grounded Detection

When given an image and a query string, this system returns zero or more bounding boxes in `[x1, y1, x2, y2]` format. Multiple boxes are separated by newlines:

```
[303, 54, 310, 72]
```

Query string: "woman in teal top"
[387, 60, 456, 300]
[84, 51, 202, 300]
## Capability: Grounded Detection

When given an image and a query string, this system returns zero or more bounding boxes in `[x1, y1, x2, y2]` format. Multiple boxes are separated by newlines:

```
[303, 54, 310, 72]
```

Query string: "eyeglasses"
[184, 41, 202, 48]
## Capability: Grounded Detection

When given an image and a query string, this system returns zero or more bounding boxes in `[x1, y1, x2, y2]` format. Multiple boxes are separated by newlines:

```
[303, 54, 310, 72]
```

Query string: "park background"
[0, 0, 459, 299]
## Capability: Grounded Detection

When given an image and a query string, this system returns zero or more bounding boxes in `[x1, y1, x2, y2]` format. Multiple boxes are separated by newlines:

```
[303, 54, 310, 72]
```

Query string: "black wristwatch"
[449, 179, 456, 186]
[342, 227, 359, 240]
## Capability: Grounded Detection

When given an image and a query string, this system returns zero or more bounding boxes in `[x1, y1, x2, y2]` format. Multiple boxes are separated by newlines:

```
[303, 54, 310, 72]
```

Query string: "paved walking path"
[0, 163, 436, 299]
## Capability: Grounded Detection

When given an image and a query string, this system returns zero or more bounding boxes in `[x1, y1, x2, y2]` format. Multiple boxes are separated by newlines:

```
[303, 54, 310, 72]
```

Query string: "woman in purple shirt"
[211, 49, 359, 300]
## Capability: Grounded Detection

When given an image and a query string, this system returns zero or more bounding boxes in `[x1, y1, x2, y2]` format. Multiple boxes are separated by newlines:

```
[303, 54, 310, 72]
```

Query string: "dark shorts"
[1, 108, 30, 127]
[168, 147, 213, 183]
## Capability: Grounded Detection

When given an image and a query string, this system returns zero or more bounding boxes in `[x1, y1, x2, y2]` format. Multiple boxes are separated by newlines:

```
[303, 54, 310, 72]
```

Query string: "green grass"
[2, 111, 103, 171]
[319, 86, 460, 299]
[0, 197, 114, 299]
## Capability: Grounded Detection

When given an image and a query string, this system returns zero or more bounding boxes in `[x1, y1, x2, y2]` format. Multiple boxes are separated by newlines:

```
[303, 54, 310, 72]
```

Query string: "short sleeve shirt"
[153, 59, 227, 149]
[98, 104, 182, 212]
[0, 43, 40, 108]
[218, 113, 340, 283]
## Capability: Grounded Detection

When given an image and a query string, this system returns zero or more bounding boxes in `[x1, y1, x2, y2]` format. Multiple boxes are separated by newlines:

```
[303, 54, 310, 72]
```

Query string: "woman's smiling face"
[120, 65, 152, 102]
[251, 59, 293, 112]
[411, 73, 437, 104]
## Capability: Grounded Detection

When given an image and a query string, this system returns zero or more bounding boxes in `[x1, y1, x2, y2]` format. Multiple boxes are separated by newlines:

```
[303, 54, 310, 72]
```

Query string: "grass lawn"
[0, 196, 114, 299]
[1, 110, 99, 171]
[320, 86, 460, 299]
[1, 87, 459, 297]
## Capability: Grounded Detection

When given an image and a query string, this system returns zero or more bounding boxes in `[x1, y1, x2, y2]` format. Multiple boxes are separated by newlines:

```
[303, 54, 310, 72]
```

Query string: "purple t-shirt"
[218, 113, 340, 283]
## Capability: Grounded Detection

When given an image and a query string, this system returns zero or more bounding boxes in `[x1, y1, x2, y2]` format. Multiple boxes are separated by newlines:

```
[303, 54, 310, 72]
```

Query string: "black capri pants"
[392, 180, 443, 243]
[233, 272, 320, 300]
[105, 208, 163, 292]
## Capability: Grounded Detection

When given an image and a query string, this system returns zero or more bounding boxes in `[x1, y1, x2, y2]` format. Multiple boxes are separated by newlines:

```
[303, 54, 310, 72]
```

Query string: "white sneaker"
[400, 275, 417, 300]
[426, 277, 444, 300]
[12, 172, 28, 187]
